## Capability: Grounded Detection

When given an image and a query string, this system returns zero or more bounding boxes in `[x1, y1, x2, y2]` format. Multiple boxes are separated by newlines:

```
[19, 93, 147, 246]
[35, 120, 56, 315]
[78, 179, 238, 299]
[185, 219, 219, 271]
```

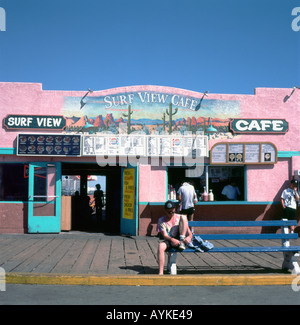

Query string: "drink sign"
[210, 142, 277, 165]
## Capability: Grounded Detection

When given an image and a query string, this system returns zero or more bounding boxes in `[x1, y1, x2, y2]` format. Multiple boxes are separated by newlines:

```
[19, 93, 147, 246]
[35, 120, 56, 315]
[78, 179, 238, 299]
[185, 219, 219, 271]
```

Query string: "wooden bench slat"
[189, 246, 300, 253]
[189, 220, 297, 227]
[166, 219, 300, 275]
[168, 246, 300, 253]
[200, 233, 298, 240]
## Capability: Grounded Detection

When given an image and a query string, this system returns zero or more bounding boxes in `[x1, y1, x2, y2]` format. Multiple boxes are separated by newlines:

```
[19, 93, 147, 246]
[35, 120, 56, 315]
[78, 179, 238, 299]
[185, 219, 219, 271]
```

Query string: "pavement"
[1, 232, 300, 286]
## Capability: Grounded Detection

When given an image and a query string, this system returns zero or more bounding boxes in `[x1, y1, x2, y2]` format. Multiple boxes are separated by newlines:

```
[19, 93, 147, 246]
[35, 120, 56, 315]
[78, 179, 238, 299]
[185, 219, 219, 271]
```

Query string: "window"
[208, 166, 244, 201]
[168, 165, 245, 201]
[0, 164, 28, 201]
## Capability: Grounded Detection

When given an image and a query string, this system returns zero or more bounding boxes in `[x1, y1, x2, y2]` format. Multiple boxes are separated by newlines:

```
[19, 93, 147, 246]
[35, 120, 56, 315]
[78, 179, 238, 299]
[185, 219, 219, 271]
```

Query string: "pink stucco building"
[0, 82, 299, 235]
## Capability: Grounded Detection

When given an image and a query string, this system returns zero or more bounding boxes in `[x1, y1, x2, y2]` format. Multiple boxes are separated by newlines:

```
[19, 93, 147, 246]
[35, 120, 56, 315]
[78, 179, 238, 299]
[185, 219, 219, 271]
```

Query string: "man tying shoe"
[157, 200, 193, 275]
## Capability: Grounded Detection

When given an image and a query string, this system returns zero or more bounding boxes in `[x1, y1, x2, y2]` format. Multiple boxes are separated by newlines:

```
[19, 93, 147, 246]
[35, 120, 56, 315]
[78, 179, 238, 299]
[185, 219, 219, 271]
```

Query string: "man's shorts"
[180, 207, 195, 216]
[283, 207, 297, 220]
[158, 233, 180, 249]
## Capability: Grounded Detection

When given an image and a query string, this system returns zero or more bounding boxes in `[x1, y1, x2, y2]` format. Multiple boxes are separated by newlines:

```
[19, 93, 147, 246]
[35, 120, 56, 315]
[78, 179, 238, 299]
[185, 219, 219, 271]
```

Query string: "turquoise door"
[28, 162, 61, 233]
[120, 166, 138, 236]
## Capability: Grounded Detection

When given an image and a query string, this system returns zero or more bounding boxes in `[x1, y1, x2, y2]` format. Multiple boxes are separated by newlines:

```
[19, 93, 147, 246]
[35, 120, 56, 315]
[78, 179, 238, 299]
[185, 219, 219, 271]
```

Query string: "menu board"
[17, 134, 81, 156]
[82, 135, 106, 156]
[244, 144, 260, 163]
[192, 136, 208, 157]
[211, 143, 227, 163]
[261, 143, 276, 163]
[82, 134, 208, 158]
[147, 136, 161, 156]
[171, 137, 183, 156]
[107, 136, 120, 155]
[119, 136, 146, 156]
[228, 144, 244, 163]
[210, 142, 277, 165]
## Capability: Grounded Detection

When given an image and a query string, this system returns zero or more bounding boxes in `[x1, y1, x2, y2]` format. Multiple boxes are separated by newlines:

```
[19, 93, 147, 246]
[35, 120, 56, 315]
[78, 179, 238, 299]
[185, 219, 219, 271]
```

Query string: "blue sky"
[0, 0, 299, 95]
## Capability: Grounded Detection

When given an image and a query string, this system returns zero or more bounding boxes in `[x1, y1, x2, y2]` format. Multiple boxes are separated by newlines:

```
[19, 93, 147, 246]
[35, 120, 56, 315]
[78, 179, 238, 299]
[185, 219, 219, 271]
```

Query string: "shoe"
[178, 241, 186, 251]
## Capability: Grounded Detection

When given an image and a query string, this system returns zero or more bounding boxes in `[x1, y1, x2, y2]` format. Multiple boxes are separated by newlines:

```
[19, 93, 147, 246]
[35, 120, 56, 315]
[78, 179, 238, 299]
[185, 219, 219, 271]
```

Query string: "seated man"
[157, 200, 193, 275]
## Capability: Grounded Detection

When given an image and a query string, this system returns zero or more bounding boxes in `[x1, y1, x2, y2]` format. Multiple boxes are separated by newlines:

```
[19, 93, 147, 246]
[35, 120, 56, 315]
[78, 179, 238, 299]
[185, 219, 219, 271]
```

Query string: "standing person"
[221, 180, 241, 201]
[94, 184, 104, 221]
[157, 200, 193, 275]
[281, 179, 299, 233]
[177, 180, 197, 233]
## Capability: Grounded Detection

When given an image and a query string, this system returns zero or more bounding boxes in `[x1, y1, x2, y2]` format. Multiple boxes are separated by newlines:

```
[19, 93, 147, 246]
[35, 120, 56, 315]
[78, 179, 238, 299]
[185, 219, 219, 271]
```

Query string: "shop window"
[168, 165, 245, 201]
[208, 166, 244, 201]
[0, 164, 28, 201]
[62, 175, 81, 196]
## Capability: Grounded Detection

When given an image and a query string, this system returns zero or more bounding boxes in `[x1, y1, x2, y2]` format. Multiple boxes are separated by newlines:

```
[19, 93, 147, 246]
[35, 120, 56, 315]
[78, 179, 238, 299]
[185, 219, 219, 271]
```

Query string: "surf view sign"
[62, 86, 240, 136]
[3, 115, 66, 130]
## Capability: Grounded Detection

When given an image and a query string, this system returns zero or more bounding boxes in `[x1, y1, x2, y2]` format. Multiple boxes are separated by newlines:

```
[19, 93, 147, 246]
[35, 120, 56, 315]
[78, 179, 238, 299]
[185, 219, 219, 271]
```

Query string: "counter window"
[168, 165, 245, 201]
[0, 163, 29, 201]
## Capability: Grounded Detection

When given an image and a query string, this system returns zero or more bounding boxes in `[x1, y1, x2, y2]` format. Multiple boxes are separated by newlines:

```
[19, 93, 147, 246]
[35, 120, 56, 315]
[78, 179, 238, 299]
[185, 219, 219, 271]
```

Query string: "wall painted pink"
[1, 82, 300, 206]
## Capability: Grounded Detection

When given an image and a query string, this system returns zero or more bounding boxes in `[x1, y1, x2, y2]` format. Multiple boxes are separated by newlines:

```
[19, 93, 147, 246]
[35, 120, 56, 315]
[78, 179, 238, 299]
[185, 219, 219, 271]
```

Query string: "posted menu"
[17, 134, 81, 156]
[82, 134, 208, 157]
[122, 168, 135, 220]
[210, 142, 277, 165]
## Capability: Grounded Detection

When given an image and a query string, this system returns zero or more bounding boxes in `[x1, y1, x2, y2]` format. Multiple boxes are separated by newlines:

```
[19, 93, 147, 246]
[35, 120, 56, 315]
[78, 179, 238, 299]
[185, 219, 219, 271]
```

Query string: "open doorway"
[61, 163, 121, 233]
[88, 175, 106, 228]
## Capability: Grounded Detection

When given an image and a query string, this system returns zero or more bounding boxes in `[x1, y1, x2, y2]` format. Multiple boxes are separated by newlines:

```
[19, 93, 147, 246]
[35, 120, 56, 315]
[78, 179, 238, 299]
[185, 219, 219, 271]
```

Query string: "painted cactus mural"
[122, 105, 133, 134]
[166, 103, 178, 135]
[62, 87, 240, 138]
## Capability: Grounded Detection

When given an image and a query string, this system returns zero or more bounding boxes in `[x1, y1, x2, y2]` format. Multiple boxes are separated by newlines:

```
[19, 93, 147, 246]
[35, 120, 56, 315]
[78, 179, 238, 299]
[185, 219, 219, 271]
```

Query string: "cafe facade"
[0, 82, 299, 235]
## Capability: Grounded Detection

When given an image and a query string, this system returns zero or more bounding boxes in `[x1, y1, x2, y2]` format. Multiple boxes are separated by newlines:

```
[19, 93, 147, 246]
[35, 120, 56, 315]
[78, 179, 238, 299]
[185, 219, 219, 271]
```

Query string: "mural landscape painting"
[62, 89, 240, 138]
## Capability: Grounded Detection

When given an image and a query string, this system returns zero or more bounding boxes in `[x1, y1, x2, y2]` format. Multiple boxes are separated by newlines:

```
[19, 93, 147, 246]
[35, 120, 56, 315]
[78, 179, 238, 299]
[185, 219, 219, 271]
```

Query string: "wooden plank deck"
[0, 233, 299, 275]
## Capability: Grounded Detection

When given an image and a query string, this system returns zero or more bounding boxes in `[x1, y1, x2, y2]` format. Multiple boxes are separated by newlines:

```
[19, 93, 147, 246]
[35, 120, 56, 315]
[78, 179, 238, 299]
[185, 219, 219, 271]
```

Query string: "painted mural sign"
[210, 142, 277, 165]
[62, 86, 240, 139]
[3, 115, 66, 130]
[230, 119, 288, 134]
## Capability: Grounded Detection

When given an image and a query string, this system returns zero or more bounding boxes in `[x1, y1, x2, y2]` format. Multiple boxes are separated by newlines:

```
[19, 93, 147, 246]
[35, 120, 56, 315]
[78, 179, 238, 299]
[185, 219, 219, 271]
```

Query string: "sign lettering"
[3, 115, 66, 130]
[230, 119, 288, 134]
[122, 169, 135, 220]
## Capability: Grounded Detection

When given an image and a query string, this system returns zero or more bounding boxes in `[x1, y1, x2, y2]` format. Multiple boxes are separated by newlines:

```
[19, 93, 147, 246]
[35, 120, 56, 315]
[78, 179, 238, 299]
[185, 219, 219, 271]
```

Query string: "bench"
[166, 219, 300, 275]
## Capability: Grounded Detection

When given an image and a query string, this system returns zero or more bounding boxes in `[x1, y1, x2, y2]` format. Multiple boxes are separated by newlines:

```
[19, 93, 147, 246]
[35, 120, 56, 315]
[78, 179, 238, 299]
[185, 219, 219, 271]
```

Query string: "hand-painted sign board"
[230, 119, 288, 134]
[210, 142, 277, 165]
[122, 168, 135, 220]
[17, 134, 81, 156]
[3, 115, 66, 130]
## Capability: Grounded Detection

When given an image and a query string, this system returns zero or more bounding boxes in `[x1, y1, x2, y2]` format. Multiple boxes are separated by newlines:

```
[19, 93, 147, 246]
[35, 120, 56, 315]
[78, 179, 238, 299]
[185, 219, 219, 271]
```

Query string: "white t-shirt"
[177, 183, 196, 209]
[281, 188, 298, 209]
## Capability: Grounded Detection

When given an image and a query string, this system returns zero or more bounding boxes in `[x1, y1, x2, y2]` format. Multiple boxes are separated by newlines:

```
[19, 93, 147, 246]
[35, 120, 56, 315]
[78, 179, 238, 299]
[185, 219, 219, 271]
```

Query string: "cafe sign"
[3, 115, 66, 130]
[230, 119, 288, 134]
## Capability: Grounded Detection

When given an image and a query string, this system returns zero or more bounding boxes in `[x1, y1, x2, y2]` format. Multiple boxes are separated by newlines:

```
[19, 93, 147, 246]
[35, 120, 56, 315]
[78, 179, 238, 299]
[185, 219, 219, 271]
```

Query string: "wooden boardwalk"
[0, 232, 299, 275]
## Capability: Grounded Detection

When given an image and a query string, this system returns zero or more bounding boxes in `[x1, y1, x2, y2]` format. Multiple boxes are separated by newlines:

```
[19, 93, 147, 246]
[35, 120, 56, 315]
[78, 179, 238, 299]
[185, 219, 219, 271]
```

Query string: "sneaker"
[178, 241, 186, 251]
